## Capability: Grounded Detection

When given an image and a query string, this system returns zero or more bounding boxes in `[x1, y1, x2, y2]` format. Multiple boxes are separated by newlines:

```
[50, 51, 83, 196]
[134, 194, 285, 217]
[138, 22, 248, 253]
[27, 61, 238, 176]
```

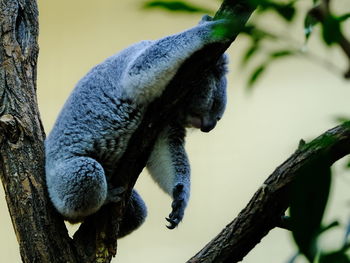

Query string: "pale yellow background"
[1, 0, 350, 262]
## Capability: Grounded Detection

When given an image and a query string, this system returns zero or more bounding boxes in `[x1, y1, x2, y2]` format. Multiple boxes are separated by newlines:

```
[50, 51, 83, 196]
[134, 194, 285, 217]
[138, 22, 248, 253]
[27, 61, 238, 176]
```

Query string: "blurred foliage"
[143, 1, 213, 13]
[304, 10, 320, 41]
[290, 162, 331, 261]
[287, 130, 350, 262]
[284, 136, 350, 263]
[249, 0, 296, 21]
[143, 1, 350, 262]
[322, 14, 343, 45]
[143, 0, 350, 88]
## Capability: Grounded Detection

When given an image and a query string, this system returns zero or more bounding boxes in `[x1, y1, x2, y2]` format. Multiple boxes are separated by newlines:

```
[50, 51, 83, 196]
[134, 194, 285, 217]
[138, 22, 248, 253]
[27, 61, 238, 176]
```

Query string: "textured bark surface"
[0, 0, 79, 262]
[187, 123, 350, 263]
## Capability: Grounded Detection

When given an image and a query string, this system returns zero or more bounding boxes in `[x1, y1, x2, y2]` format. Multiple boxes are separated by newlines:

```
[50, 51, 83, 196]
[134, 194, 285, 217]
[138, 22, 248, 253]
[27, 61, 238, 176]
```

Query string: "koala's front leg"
[122, 17, 230, 105]
[147, 124, 190, 229]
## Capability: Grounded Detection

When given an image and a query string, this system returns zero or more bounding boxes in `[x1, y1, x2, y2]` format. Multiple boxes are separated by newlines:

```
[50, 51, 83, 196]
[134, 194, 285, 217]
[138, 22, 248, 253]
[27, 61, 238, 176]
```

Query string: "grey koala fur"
[45, 15, 229, 237]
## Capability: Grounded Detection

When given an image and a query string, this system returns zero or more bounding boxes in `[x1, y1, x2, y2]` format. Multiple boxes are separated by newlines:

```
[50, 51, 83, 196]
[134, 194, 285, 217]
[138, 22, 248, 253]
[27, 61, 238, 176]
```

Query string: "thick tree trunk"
[0, 0, 79, 262]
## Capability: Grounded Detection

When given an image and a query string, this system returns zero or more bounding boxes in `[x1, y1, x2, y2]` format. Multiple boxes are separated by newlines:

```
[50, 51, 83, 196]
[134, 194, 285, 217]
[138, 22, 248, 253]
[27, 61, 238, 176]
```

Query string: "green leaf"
[322, 15, 342, 45]
[290, 162, 332, 261]
[241, 44, 260, 66]
[319, 221, 340, 235]
[248, 64, 266, 88]
[274, 3, 296, 22]
[253, 28, 276, 40]
[346, 159, 350, 168]
[252, 0, 296, 21]
[304, 11, 319, 41]
[143, 1, 212, 13]
[270, 50, 294, 58]
[338, 13, 350, 23]
[319, 251, 350, 263]
[241, 24, 277, 43]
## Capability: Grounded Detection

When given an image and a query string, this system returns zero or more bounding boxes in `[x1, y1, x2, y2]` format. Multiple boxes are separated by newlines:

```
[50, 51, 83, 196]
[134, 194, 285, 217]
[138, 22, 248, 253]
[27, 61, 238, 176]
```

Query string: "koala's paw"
[166, 184, 188, 229]
[105, 186, 125, 204]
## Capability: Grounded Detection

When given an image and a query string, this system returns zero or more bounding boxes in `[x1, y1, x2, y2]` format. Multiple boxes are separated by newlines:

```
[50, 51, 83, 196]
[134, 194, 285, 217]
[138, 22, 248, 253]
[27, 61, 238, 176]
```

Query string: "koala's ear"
[198, 15, 213, 24]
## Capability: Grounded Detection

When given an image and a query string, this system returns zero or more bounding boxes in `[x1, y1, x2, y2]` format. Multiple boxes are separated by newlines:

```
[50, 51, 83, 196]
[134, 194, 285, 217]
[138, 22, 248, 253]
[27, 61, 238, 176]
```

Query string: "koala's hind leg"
[118, 189, 147, 238]
[46, 156, 108, 222]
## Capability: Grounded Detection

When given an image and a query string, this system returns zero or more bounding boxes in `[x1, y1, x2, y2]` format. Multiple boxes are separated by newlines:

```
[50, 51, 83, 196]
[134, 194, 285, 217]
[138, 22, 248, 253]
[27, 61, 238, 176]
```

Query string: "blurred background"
[1, 0, 349, 262]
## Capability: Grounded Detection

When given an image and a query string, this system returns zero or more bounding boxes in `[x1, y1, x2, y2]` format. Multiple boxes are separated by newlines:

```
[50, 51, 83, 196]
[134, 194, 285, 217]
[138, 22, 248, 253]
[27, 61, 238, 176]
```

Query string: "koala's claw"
[105, 186, 125, 204]
[165, 199, 184, 229]
[165, 184, 188, 229]
[166, 217, 180, 229]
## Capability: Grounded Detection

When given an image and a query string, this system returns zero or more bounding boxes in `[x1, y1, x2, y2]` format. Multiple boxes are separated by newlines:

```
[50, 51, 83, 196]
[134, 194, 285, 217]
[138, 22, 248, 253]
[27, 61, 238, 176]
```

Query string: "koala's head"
[183, 54, 228, 133]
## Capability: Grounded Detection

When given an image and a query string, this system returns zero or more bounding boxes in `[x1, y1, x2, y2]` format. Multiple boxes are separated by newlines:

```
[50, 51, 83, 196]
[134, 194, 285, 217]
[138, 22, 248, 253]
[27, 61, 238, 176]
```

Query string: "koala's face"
[184, 55, 228, 133]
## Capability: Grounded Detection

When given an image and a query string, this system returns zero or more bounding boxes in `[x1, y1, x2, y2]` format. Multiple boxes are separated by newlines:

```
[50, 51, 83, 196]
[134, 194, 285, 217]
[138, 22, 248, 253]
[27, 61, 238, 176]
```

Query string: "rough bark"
[0, 0, 79, 262]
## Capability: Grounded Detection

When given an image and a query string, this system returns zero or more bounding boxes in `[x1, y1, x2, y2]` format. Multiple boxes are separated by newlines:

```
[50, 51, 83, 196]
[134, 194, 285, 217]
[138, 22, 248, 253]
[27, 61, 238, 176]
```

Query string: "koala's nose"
[200, 119, 217, 133]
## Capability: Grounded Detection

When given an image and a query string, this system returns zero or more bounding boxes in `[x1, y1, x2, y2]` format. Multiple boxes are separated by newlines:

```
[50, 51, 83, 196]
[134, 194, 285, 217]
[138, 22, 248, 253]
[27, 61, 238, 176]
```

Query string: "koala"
[45, 15, 229, 237]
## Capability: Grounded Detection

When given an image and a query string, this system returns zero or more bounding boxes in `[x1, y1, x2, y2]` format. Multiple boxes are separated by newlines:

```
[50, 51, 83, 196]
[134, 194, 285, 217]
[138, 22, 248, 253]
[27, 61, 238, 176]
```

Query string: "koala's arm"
[122, 18, 229, 104]
[147, 123, 190, 229]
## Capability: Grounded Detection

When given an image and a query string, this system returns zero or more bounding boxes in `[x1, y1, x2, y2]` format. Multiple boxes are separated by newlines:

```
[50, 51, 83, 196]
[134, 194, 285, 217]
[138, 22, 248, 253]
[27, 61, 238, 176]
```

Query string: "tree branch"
[187, 122, 350, 263]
